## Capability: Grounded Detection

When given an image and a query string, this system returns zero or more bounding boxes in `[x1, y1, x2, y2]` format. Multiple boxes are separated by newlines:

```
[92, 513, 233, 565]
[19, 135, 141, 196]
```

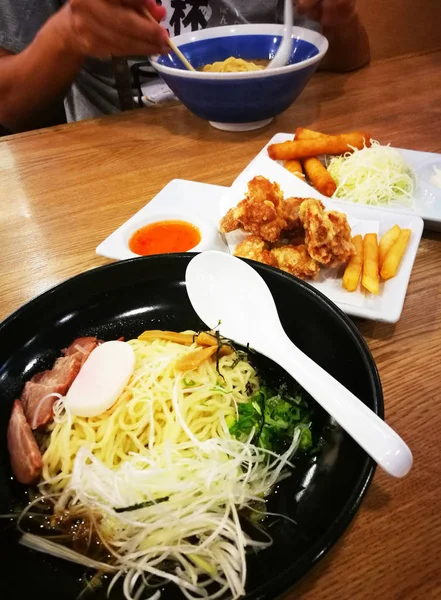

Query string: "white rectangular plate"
[253, 133, 441, 231]
[97, 176, 423, 324]
[220, 154, 424, 324]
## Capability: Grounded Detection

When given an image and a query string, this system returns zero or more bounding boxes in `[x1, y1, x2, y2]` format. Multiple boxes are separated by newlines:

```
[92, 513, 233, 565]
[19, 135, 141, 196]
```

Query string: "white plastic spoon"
[267, 0, 293, 69]
[185, 251, 413, 478]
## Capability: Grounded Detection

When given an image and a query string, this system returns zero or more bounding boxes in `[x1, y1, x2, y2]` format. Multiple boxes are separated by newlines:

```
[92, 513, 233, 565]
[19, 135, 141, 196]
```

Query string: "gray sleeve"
[0, 0, 61, 54]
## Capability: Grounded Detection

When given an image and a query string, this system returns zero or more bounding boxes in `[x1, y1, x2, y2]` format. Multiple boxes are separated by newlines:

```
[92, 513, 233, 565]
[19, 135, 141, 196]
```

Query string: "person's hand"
[58, 0, 169, 59]
[295, 0, 357, 28]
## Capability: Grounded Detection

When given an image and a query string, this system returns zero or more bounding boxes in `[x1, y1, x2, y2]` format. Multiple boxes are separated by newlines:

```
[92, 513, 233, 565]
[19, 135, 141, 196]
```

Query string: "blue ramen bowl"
[150, 24, 328, 131]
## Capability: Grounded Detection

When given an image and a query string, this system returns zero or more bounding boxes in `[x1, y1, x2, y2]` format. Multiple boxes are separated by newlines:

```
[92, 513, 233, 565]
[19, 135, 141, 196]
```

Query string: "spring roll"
[268, 132, 372, 161]
[293, 128, 337, 196]
[302, 157, 337, 197]
[295, 127, 366, 140]
[283, 159, 305, 179]
[295, 127, 329, 140]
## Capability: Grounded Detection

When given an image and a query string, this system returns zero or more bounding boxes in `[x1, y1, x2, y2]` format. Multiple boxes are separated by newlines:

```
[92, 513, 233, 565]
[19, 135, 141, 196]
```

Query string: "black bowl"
[0, 254, 382, 600]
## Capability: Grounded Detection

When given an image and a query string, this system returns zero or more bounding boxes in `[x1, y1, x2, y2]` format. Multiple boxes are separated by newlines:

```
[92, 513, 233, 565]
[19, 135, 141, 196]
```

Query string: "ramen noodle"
[11, 330, 313, 600]
[202, 56, 266, 72]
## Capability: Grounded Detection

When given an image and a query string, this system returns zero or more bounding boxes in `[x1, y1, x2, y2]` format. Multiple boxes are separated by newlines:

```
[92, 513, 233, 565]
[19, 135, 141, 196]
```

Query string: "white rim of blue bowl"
[150, 24, 329, 80]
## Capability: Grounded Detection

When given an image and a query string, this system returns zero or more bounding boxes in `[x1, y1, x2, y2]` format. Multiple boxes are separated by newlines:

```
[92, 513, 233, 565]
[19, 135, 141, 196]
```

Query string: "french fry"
[303, 157, 337, 197]
[380, 229, 411, 280]
[362, 233, 380, 295]
[283, 159, 305, 179]
[267, 132, 372, 161]
[342, 235, 363, 292]
[378, 224, 401, 268]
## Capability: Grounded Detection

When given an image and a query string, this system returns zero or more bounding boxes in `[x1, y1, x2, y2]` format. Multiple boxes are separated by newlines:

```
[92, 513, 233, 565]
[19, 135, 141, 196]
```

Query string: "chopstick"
[143, 9, 196, 72]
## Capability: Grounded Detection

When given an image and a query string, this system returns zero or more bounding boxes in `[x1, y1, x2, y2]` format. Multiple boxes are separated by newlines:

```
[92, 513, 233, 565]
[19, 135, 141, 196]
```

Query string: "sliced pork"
[63, 336, 98, 366]
[31, 355, 82, 389]
[17, 338, 97, 430]
[22, 355, 81, 429]
[21, 381, 66, 429]
[7, 400, 43, 484]
[7, 335, 100, 484]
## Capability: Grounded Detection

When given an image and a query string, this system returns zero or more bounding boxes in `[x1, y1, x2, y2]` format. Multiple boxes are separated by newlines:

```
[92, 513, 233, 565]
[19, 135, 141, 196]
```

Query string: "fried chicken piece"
[286, 229, 306, 246]
[278, 196, 304, 232]
[234, 235, 278, 267]
[247, 175, 284, 208]
[271, 244, 320, 279]
[219, 207, 240, 233]
[237, 197, 286, 242]
[299, 198, 355, 267]
[327, 210, 355, 264]
[220, 198, 284, 242]
[272, 229, 305, 249]
[220, 177, 287, 242]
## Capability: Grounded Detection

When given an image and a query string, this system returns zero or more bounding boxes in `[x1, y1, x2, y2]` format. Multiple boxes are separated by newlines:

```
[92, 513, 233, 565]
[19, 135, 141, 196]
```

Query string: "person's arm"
[320, 12, 370, 72]
[0, 0, 167, 133]
[0, 27, 84, 133]
[296, 0, 370, 72]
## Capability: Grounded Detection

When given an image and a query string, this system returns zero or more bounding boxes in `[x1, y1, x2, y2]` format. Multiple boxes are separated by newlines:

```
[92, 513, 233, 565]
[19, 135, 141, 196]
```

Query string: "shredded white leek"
[19, 533, 117, 573]
[327, 141, 415, 207]
[32, 432, 301, 600]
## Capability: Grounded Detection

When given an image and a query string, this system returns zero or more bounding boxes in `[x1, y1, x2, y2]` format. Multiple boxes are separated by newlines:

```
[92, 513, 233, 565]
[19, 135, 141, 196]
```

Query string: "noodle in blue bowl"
[150, 24, 328, 132]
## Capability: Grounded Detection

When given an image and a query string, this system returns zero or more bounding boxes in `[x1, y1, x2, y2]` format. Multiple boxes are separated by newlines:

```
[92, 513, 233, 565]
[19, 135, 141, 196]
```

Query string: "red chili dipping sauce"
[129, 220, 202, 256]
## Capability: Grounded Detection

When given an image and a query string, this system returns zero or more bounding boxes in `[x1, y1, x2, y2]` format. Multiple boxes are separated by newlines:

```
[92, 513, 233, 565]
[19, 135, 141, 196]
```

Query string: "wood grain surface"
[0, 50, 440, 599]
[358, 0, 441, 60]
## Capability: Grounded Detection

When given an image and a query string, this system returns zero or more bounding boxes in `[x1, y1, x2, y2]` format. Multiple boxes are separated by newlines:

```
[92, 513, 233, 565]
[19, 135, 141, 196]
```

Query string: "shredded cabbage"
[327, 141, 415, 207]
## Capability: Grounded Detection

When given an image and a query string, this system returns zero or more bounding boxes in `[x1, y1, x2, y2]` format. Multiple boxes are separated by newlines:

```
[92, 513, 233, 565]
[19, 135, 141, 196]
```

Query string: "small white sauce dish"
[97, 209, 224, 261]
[123, 213, 218, 258]
[415, 157, 441, 210]
[418, 157, 441, 189]
[96, 179, 230, 261]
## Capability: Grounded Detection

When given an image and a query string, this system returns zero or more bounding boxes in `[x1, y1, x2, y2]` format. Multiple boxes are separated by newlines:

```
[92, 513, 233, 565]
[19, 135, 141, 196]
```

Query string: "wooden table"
[1, 49, 440, 599]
